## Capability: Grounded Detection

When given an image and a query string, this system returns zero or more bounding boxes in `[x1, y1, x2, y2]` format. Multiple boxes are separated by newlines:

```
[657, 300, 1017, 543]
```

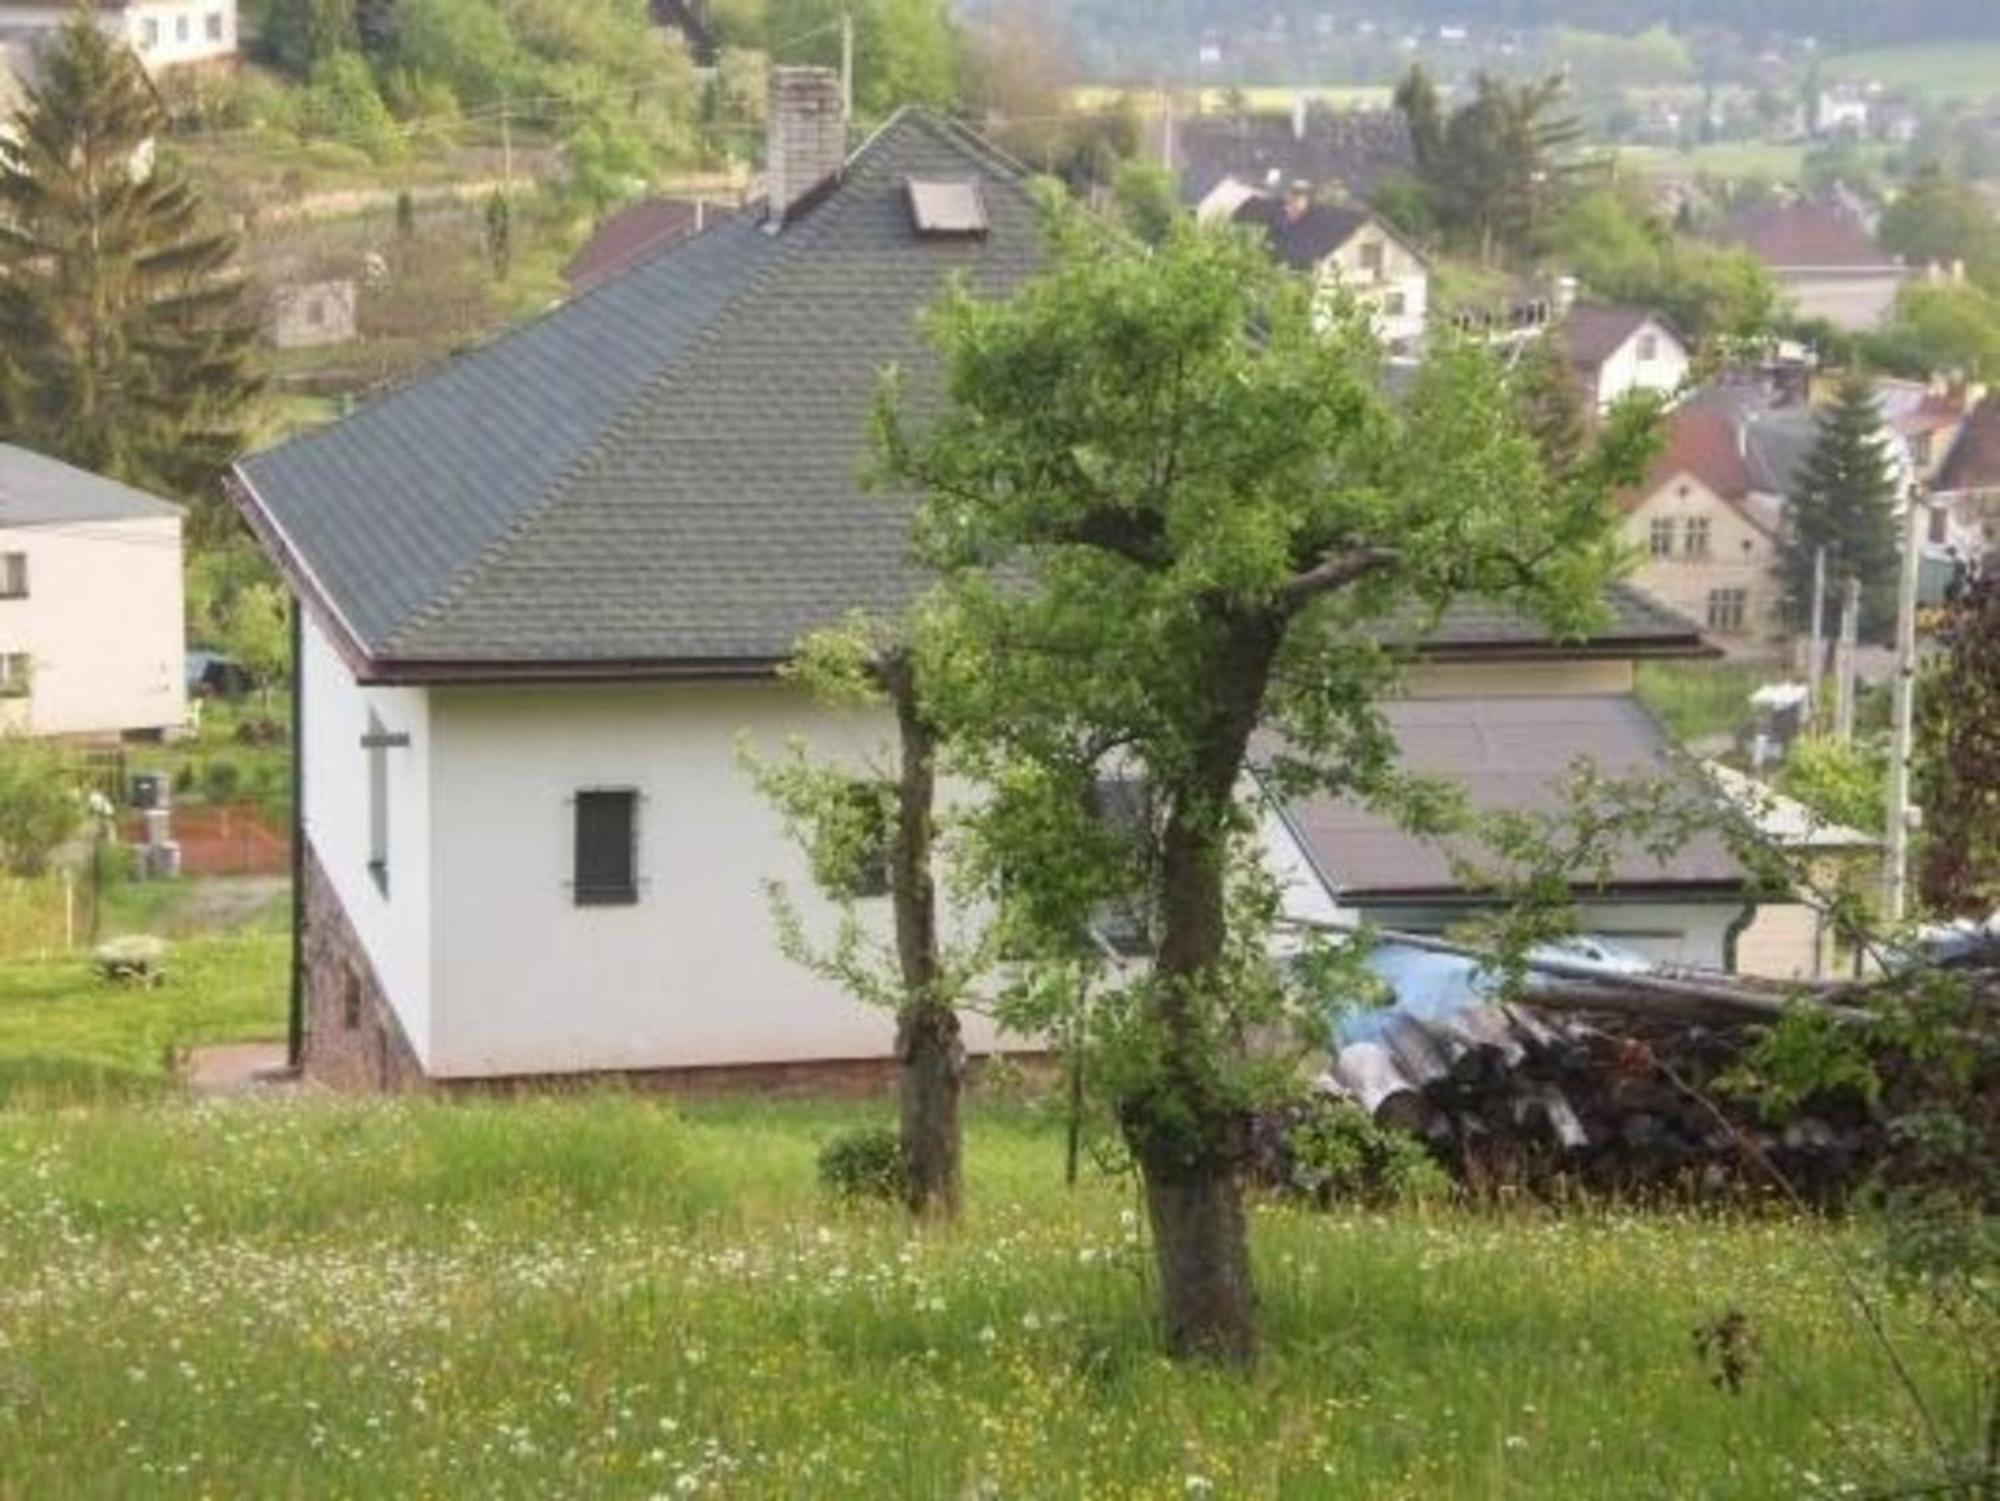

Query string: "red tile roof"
[1726, 201, 1898, 270]
[562, 198, 729, 293]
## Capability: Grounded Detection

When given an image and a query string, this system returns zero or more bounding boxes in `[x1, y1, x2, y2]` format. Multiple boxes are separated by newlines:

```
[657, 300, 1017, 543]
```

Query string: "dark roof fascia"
[1339, 878, 1753, 904]
[1410, 635, 1719, 664]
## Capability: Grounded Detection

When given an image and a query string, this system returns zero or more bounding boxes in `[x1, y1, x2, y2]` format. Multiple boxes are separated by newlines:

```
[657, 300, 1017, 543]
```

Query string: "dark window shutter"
[574, 790, 638, 905]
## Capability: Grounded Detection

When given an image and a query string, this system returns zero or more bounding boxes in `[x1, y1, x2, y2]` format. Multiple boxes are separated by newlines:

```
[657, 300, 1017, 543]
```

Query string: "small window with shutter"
[573, 789, 639, 906]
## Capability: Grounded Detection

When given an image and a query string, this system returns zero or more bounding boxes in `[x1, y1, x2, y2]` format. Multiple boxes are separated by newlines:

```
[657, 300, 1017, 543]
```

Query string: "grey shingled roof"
[1276, 695, 1746, 898]
[238, 107, 1709, 678]
[0, 444, 182, 527]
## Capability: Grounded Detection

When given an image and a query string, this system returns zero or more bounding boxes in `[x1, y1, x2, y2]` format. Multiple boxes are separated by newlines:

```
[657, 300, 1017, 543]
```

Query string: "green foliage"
[815, 1124, 909, 1203]
[1865, 281, 2000, 382]
[1551, 185, 1779, 345]
[0, 16, 261, 524]
[0, 738, 78, 877]
[1775, 373, 1903, 642]
[1271, 1094, 1450, 1207]
[1775, 735, 1887, 836]
[256, 0, 360, 76]
[301, 51, 405, 162]
[1878, 162, 2000, 292]
[1544, 24, 1694, 88]
[1108, 160, 1178, 247]
[1393, 65, 1586, 264]
[1917, 565, 2000, 916]
[1634, 661, 1765, 743]
[761, 0, 960, 121]
[214, 581, 291, 706]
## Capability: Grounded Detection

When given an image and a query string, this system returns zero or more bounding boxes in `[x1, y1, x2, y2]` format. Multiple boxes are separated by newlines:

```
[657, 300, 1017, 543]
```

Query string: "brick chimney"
[766, 66, 845, 231]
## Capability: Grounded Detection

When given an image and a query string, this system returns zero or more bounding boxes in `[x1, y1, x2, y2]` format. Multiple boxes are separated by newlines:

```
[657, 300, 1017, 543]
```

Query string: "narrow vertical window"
[0, 652, 30, 698]
[0, 553, 25, 599]
[574, 790, 638, 906]
[366, 709, 389, 895]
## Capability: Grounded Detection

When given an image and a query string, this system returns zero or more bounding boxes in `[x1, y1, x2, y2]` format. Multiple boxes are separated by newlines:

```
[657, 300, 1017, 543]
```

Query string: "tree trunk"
[884, 653, 963, 1219]
[1123, 612, 1281, 1364]
[1133, 1118, 1257, 1364]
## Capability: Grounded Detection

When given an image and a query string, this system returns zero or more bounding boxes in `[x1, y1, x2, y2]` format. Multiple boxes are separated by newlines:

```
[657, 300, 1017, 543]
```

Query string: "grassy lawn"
[1635, 660, 1768, 745]
[1824, 42, 2000, 103]
[0, 899, 287, 1107]
[0, 1093, 1974, 1498]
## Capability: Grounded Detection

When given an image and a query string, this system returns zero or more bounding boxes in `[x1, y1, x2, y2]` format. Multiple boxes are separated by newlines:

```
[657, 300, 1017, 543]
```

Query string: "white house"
[0, 0, 237, 71]
[1562, 304, 1690, 410]
[235, 78, 1726, 1092]
[0, 444, 186, 738]
[1229, 186, 1430, 347]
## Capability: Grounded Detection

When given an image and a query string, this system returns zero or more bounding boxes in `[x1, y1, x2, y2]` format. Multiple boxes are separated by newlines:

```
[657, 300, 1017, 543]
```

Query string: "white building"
[1228, 185, 1430, 348]
[236, 80, 1730, 1092]
[0, 445, 186, 739]
[1562, 304, 1690, 411]
[0, 0, 237, 72]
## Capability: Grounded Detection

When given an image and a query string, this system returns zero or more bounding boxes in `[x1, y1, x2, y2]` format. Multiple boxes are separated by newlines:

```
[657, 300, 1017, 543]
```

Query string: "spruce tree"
[1777, 372, 1901, 643]
[0, 15, 259, 530]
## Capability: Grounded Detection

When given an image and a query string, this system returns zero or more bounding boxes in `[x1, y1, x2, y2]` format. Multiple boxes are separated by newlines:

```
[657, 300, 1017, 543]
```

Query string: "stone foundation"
[300, 839, 1045, 1097]
[300, 842, 425, 1091]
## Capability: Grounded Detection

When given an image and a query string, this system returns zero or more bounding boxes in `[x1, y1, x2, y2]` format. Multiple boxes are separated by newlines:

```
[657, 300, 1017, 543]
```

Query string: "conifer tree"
[0, 14, 260, 528]
[1777, 373, 1902, 643]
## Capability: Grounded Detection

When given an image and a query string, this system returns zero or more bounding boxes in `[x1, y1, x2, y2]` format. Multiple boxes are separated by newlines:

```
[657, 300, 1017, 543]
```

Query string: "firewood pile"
[1313, 1002, 1884, 1205]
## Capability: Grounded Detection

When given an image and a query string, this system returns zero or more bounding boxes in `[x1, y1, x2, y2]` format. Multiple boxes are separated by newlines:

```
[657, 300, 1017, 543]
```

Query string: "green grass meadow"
[0, 1091, 1977, 1499]
[1824, 42, 2000, 103]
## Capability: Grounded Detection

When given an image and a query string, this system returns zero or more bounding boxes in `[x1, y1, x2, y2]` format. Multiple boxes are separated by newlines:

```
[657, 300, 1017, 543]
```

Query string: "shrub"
[816, 1126, 908, 1204]
[0, 737, 80, 877]
[201, 759, 243, 803]
[1257, 1094, 1451, 1209]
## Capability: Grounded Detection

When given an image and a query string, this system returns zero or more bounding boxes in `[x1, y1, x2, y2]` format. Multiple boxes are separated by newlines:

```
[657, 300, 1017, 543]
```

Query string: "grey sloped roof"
[0, 444, 182, 527]
[238, 109, 1040, 667]
[1276, 695, 1745, 899]
[238, 107, 1710, 678]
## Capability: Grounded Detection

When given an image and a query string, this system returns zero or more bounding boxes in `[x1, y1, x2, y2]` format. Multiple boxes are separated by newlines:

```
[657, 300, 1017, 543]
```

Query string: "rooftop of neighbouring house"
[561, 197, 735, 294]
[0, 444, 183, 528]
[1272, 695, 1747, 901]
[1630, 404, 1783, 537]
[236, 105, 1714, 684]
[1938, 396, 2000, 493]
[1177, 106, 1414, 210]
[1563, 304, 1677, 372]
[1229, 193, 1379, 271]
[1724, 199, 1899, 270]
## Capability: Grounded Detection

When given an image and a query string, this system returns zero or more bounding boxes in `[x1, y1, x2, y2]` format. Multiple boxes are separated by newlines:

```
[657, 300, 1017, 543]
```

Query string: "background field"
[1824, 42, 2000, 103]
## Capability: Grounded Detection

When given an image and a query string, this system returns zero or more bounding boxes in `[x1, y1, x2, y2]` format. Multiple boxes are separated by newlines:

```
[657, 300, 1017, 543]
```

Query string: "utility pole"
[1883, 490, 1925, 924]
[500, 91, 513, 197]
[1834, 574, 1860, 744]
[839, 9, 854, 122]
[1806, 544, 1827, 723]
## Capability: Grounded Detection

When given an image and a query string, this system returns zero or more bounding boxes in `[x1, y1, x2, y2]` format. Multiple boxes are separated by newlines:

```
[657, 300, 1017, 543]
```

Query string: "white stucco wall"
[1318, 222, 1428, 347]
[422, 679, 1009, 1079]
[0, 514, 184, 737]
[300, 612, 436, 1063]
[1591, 320, 1689, 409]
[0, 0, 236, 69]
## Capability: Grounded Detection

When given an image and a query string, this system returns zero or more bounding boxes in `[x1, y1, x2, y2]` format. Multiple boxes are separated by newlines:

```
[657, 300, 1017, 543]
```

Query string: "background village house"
[0, 0, 237, 73]
[0, 444, 186, 739]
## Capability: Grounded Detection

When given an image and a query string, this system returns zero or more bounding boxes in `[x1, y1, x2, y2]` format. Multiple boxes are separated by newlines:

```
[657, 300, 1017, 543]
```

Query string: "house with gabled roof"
[1227, 186, 1428, 347]
[1561, 304, 1689, 411]
[1724, 199, 1909, 332]
[0, 444, 185, 738]
[1619, 404, 1785, 654]
[234, 70, 1721, 1092]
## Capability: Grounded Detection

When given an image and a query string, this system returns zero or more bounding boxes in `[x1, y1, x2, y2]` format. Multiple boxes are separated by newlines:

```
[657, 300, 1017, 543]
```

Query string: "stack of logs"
[1317, 1001, 1885, 1204]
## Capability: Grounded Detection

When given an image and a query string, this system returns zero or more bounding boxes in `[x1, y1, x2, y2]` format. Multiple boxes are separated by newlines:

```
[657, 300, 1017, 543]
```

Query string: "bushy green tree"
[1777, 374, 1902, 643]
[876, 201, 1657, 1361]
[1867, 282, 2000, 382]
[301, 51, 405, 161]
[1552, 186, 1778, 344]
[0, 16, 260, 528]
[1918, 565, 2000, 917]
[0, 736, 78, 877]
[761, 0, 959, 119]
[1879, 162, 2000, 292]
[256, 0, 360, 76]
